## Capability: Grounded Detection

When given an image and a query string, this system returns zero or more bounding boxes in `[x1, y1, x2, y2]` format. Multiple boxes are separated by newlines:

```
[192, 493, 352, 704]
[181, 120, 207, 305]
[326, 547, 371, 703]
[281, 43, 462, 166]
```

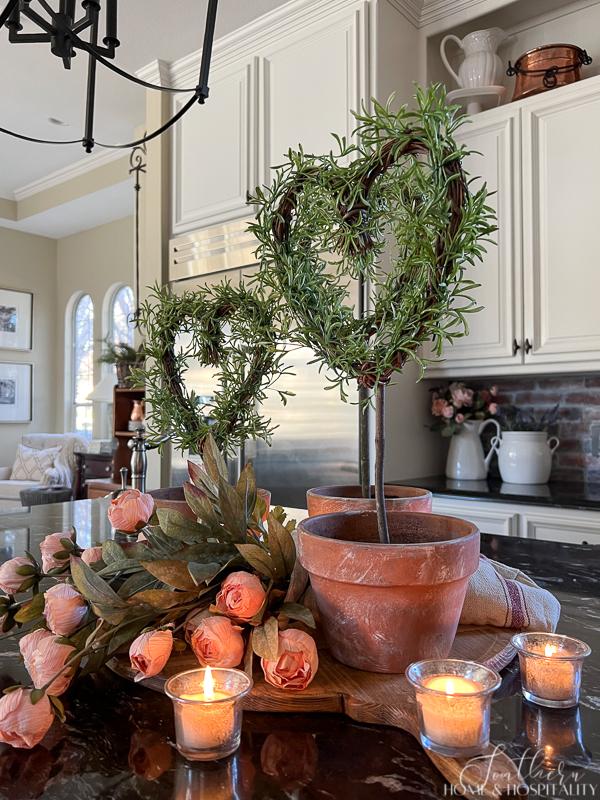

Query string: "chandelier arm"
[94, 93, 198, 149]
[72, 36, 198, 93]
[0, 0, 19, 30]
[0, 125, 83, 145]
[35, 0, 57, 21]
[21, 4, 54, 34]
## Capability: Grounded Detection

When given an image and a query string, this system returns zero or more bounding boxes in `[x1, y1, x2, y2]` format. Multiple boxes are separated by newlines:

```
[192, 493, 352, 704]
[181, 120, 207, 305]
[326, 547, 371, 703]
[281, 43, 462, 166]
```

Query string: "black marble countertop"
[0, 499, 599, 799]
[392, 475, 600, 512]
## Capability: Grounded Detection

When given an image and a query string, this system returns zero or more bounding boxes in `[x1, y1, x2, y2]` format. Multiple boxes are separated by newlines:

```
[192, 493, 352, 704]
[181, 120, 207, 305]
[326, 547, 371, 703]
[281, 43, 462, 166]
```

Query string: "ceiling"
[0, 0, 283, 199]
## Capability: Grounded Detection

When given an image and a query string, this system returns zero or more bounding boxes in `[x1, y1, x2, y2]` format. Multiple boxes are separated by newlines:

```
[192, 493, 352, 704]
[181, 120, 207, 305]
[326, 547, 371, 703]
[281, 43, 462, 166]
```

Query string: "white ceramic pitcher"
[440, 28, 507, 89]
[445, 418, 501, 480]
[490, 431, 560, 485]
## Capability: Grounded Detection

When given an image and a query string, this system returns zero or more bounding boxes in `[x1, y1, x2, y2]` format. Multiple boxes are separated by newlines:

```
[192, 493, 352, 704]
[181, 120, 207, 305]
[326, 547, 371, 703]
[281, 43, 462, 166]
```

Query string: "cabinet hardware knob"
[524, 338, 533, 354]
[512, 338, 521, 356]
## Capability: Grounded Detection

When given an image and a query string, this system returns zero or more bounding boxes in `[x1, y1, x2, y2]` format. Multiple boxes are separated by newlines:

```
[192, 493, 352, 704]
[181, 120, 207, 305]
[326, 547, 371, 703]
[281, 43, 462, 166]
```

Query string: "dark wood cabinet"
[73, 452, 114, 500]
[112, 387, 145, 483]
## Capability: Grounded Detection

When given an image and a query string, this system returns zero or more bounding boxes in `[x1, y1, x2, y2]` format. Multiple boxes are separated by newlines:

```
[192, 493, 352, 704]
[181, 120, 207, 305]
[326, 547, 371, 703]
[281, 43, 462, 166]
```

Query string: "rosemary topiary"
[250, 86, 496, 542]
[135, 281, 292, 455]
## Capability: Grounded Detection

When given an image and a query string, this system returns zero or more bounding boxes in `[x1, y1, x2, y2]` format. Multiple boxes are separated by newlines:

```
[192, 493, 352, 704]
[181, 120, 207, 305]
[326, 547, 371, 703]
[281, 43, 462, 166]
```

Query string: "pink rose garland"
[19, 630, 76, 696]
[39, 532, 72, 573]
[0, 557, 31, 595]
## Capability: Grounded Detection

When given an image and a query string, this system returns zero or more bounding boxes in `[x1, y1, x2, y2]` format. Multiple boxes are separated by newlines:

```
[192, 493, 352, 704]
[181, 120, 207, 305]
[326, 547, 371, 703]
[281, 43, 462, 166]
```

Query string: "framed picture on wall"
[0, 288, 32, 351]
[0, 363, 32, 423]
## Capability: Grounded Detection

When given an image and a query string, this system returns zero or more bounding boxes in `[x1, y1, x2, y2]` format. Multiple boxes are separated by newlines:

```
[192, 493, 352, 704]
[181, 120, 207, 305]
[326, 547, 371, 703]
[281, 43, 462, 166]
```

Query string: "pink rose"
[81, 546, 103, 566]
[43, 584, 87, 636]
[490, 385, 498, 396]
[108, 489, 154, 533]
[129, 629, 173, 682]
[462, 388, 474, 406]
[261, 629, 319, 691]
[431, 397, 447, 417]
[215, 571, 266, 622]
[19, 630, 75, 696]
[455, 413, 465, 424]
[0, 688, 54, 749]
[442, 404, 454, 419]
[0, 557, 32, 595]
[191, 616, 245, 668]
[488, 403, 498, 415]
[40, 532, 72, 573]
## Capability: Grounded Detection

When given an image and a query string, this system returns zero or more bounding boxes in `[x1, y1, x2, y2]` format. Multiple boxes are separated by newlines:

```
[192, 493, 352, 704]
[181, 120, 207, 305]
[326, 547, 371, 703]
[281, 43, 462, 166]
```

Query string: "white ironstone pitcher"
[446, 419, 501, 480]
[441, 28, 507, 89]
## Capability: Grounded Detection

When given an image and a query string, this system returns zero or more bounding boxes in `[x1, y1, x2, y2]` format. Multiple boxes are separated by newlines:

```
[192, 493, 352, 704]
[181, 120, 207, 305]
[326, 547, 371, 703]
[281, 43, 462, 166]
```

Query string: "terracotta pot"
[306, 484, 432, 516]
[149, 486, 272, 522]
[298, 511, 479, 673]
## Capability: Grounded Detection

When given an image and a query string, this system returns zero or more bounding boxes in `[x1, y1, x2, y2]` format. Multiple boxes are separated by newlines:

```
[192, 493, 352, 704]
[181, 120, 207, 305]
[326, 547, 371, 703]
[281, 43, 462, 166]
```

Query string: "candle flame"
[204, 665, 215, 700]
[544, 643, 558, 657]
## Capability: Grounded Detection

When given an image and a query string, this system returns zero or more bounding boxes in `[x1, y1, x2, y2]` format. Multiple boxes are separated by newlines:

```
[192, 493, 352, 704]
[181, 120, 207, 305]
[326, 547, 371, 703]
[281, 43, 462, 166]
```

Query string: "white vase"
[440, 28, 507, 89]
[490, 431, 560, 485]
[445, 419, 500, 480]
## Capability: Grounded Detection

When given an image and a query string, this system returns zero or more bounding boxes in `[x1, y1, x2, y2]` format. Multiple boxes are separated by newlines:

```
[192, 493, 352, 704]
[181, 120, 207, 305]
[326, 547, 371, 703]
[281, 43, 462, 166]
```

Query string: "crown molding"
[419, 0, 505, 27]
[136, 58, 173, 88]
[13, 147, 126, 202]
[384, 0, 423, 26]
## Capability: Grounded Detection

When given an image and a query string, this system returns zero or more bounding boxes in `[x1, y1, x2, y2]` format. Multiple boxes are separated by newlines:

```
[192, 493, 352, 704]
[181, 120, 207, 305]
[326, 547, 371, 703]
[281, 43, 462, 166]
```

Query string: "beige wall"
[0, 227, 57, 464]
[56, 216, 134, 437]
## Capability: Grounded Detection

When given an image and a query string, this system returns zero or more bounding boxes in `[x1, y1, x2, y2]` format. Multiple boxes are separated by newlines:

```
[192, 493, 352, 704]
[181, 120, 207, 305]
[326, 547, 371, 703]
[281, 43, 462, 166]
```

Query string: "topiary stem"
[375, 384, 390, 544]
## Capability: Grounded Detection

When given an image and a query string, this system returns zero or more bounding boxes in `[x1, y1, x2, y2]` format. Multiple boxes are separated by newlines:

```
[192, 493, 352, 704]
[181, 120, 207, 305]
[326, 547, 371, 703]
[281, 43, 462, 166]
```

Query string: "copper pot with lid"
[507, 44, 592, 102]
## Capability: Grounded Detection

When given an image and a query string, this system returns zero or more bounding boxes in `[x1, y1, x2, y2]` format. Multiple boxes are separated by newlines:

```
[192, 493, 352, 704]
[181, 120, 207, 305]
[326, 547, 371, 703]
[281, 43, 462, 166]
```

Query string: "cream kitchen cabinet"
[170, 0, 372, 237]
[428, 75, 600, 377]
[432, 496, 600, 544]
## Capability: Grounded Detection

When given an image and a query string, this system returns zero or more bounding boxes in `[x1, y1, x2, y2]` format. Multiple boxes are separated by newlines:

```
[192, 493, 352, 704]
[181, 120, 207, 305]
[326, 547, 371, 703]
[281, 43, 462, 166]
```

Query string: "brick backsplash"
[483, 375, 600, 483]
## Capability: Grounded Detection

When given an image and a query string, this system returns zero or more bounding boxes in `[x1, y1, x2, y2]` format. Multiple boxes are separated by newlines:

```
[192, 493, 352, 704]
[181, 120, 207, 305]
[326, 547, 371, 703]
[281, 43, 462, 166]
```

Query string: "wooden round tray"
[109, 625, 523, 800]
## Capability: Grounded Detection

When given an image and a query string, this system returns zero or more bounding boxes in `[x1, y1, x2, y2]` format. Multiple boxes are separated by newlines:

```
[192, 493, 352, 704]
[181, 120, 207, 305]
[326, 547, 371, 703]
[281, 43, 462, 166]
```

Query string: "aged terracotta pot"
[306, 484, 432, 516]
[149, 486, 272, 522]
[298, 511, 480, 673]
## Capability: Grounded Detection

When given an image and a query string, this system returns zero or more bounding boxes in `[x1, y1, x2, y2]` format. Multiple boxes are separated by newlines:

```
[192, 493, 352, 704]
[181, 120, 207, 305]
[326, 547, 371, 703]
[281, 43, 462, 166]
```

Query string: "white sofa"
[0, 433, 87, 512]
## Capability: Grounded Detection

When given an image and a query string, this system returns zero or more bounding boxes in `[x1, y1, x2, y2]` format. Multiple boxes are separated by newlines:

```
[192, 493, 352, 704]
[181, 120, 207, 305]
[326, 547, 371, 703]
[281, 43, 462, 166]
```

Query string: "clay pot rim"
[307, 485, 432, 501]
[299, 510, 478, 549]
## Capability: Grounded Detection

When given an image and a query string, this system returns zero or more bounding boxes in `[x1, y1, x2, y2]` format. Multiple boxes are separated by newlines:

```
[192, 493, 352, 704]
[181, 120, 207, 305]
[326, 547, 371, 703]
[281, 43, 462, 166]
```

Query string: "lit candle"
[512, 633, 591, 709]
[421, 675, 484, 750]
[165, 667, 252, 761]
[406, 660, 501, 757]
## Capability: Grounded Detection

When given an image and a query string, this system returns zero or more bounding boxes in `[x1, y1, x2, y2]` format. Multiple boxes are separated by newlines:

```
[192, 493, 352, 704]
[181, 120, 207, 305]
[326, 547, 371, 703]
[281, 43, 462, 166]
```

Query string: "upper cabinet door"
[172, 58, 257, 235]
[522, 78, 600, 368]
[426, 106, 522, 375]
[258, 6, 367, 184]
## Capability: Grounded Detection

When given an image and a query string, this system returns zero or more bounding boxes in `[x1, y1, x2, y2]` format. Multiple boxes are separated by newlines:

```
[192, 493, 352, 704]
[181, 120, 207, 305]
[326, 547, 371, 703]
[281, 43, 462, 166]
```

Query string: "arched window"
[109, 285, 134, 346]
[72, 294, 94, 436]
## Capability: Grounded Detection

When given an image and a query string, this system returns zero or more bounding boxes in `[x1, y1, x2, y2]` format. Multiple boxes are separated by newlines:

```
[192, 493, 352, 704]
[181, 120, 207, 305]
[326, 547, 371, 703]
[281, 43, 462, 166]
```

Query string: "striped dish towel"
[460, 556, 560, 632]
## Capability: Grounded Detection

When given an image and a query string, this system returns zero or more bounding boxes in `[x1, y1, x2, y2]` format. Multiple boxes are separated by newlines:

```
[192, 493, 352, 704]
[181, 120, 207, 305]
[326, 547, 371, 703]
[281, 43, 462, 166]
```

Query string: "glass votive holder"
[406, 659, 501, 758]
[511, 633, 591, 709]
[165, 667, 253, 761]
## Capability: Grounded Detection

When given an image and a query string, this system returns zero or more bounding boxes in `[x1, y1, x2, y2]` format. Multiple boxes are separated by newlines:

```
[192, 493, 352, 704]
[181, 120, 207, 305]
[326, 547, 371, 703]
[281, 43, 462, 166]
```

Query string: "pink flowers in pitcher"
[430, 381, 499, 436]
[108, 489, 154, 533]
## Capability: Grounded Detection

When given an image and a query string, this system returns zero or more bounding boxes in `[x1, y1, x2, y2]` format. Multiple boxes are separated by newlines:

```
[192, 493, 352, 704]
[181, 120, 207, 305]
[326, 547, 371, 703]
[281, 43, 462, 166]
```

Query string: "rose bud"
[129, 629, 173, 682]
[191, 616, 245, 668]
[261, 629, 319, 691]
[0, 688, 54, 749]
[215, 571, 266, 622]
[43, 583, 87, 636]
[20, 630, 76, 697]
[81, 546, 103, 566]
[0, 557, 34, 595]
[108, 489, 154, 533]
[40, 532, 72, 573]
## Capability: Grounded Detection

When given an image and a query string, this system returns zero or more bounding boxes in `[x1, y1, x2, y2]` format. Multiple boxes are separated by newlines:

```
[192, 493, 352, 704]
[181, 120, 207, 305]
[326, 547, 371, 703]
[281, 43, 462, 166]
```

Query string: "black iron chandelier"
[0, 0, 218, 152]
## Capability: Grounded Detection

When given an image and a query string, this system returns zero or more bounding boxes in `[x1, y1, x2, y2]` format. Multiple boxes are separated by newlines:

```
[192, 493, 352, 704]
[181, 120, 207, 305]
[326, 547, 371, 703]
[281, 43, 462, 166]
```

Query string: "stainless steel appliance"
[168, 221, 363, 508]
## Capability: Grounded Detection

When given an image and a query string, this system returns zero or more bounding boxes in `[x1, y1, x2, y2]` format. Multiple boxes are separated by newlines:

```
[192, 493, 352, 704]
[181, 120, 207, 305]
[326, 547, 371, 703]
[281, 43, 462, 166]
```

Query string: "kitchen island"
[0, 498, 598, 799]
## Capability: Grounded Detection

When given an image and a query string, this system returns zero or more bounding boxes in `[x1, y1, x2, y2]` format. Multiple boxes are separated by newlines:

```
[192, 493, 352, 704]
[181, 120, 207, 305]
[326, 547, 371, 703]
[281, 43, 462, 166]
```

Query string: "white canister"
[490, 431, 560, 485]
